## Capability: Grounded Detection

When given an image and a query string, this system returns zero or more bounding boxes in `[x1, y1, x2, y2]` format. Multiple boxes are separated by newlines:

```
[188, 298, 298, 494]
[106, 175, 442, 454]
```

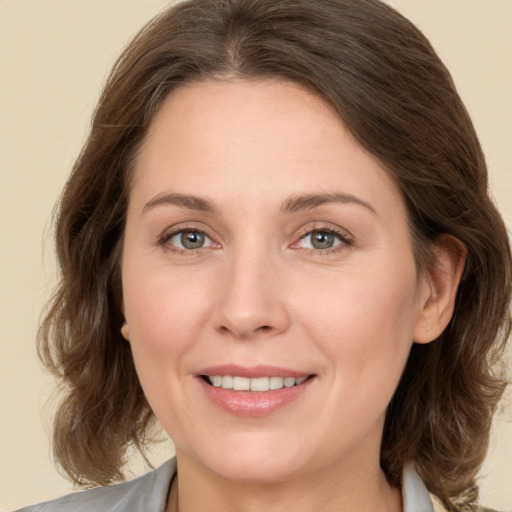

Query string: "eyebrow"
[142, 191, 376, 216]
[142, 193, 217, 214]
[281, 192, 377, 215]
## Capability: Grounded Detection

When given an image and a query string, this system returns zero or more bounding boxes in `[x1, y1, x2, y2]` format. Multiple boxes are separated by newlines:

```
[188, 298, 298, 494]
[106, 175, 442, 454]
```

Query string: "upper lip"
[197, 364, 312, 379]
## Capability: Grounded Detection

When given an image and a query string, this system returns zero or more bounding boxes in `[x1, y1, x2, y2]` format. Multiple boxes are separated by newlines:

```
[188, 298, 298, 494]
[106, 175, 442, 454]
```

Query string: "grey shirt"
[15, 459, 437, 512]
[15, 459, 177, 512]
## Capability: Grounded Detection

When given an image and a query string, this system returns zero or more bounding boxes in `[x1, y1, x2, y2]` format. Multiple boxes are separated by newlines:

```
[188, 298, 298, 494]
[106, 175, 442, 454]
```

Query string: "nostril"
[216, 322, 279, 339]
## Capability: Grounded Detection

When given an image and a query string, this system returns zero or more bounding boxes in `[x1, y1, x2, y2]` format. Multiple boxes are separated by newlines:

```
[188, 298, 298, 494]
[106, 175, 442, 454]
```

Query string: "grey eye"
[300, 230, 342, 250]
[181, 231, 205, 249]
[169, 230, 212, 250]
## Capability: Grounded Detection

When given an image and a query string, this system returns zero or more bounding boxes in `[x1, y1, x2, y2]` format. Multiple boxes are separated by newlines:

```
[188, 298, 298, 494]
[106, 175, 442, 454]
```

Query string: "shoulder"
[15, 459, 176, 512]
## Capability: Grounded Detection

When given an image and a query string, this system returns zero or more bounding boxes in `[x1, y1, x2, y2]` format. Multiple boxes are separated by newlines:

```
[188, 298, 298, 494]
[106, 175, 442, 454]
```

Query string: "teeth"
[284, 377, 295, 388]
[269, 376, 284, 390]
[250, 377, 270, 392]
[221, 375, 233, 389]
[211, 375, 222, 387]
[207, 375, 309, 392]
[232, 376, 250, 391]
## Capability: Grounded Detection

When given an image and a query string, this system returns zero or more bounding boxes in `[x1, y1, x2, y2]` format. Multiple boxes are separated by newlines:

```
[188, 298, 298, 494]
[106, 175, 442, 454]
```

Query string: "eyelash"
[157, 224, 218, 256]
[294, 224, 353, 256]
[157, 223, 353, 256]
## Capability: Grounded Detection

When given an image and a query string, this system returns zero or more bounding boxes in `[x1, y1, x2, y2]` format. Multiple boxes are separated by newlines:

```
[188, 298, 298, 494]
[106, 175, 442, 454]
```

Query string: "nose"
[212, 248, 291, 340]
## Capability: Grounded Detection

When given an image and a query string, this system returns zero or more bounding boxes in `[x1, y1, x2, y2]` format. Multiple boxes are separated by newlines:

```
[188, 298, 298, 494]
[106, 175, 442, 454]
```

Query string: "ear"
[413, 234, 467, 344]
[119, 297, 130, 341]
[121, 321, 130, 341]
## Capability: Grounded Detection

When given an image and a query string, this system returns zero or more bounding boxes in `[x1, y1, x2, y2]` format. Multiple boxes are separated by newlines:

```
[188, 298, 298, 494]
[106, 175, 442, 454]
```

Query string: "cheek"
[121, 265, 215, 420]
[298, 261, 419, 392]
[123, 259, 214, 344]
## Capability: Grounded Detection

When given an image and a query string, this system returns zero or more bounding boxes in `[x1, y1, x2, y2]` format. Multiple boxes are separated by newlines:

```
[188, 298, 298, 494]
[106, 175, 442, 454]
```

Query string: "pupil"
[181, 231, 204, 249]
[312, 231, 334, 249]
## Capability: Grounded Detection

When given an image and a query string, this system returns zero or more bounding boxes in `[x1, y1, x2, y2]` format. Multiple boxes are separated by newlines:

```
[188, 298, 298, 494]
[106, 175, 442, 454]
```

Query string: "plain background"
[0, 1, 511, 510]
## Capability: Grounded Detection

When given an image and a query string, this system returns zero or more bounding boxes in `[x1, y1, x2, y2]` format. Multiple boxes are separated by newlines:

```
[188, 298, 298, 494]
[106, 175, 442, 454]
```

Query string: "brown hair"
[39, 0, 511, 509]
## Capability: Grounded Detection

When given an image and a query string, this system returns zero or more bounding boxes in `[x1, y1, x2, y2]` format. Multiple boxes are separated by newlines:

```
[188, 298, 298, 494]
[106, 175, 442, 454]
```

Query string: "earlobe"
[119, 296, 130, 341]
[413, 234, 466, 344]
[121, 321, 130, 341]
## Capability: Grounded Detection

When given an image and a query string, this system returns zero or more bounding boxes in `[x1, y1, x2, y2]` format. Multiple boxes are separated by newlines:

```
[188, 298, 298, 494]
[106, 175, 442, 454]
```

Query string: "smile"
[204, 375, 309, 392]
[198, 368, 315, 416]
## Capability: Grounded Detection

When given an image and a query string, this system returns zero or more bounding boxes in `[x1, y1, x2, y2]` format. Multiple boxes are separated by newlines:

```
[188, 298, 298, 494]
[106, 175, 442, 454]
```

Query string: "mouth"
[201, 374, 311, 392]
[197, 368, 315, 416]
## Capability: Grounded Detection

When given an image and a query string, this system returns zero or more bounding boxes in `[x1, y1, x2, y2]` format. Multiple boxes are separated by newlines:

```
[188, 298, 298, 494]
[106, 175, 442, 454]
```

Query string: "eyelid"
[157, 223, 221, 252]
[290, 223, 354, 252]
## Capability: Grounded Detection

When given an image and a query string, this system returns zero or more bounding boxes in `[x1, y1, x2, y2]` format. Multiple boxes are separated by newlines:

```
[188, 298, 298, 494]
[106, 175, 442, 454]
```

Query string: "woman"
[16, 0, 511, 511]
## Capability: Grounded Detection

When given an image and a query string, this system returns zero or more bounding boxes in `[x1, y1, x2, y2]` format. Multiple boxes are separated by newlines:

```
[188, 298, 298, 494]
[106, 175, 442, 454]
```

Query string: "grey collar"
[403, 461, 435, 512]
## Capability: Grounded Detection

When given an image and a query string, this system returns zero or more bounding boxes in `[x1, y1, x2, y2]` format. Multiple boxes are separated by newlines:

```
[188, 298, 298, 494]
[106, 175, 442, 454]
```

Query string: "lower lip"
[198, 377, 313, 416]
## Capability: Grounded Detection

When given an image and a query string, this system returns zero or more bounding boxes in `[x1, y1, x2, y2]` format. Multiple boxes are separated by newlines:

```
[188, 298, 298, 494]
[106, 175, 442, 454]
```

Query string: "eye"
[298, 228, 350, 250]
[165, 229, 215, 250]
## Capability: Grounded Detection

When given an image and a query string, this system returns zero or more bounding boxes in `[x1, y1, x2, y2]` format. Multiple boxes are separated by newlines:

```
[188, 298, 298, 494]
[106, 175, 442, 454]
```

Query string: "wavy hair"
[39, 0, 511, 509]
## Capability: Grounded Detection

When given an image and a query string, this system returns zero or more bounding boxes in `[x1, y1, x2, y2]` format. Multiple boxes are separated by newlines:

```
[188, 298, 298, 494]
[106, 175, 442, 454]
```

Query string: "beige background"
[0, 1, 511, 510]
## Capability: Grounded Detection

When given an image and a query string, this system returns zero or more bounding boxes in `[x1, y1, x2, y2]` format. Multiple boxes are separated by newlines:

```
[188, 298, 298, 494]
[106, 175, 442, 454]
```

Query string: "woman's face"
[122, 80, 431, 482]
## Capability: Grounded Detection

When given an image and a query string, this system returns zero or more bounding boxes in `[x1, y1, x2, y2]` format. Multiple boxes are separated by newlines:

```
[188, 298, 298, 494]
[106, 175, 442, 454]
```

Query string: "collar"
[403, 462, 437, 512]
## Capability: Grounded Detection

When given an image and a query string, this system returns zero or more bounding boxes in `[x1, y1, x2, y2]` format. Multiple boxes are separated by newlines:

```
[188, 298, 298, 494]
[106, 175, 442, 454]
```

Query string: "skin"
[121, 80, 465, 512]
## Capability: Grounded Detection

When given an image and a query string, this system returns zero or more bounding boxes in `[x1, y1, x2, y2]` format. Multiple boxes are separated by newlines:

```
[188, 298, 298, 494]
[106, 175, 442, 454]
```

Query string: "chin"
[182, 432, 313, 484]
[209, 456, 306, 484]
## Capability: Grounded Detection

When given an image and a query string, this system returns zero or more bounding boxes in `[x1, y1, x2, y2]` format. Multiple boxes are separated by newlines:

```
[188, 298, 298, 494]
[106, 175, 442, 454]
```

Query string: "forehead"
[131, 79, 404, 218]
[138, 79, 346, 170]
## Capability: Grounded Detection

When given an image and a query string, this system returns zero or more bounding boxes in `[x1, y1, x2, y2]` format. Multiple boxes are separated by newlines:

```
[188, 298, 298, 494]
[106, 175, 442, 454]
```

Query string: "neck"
[166, 450, 402, 512]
